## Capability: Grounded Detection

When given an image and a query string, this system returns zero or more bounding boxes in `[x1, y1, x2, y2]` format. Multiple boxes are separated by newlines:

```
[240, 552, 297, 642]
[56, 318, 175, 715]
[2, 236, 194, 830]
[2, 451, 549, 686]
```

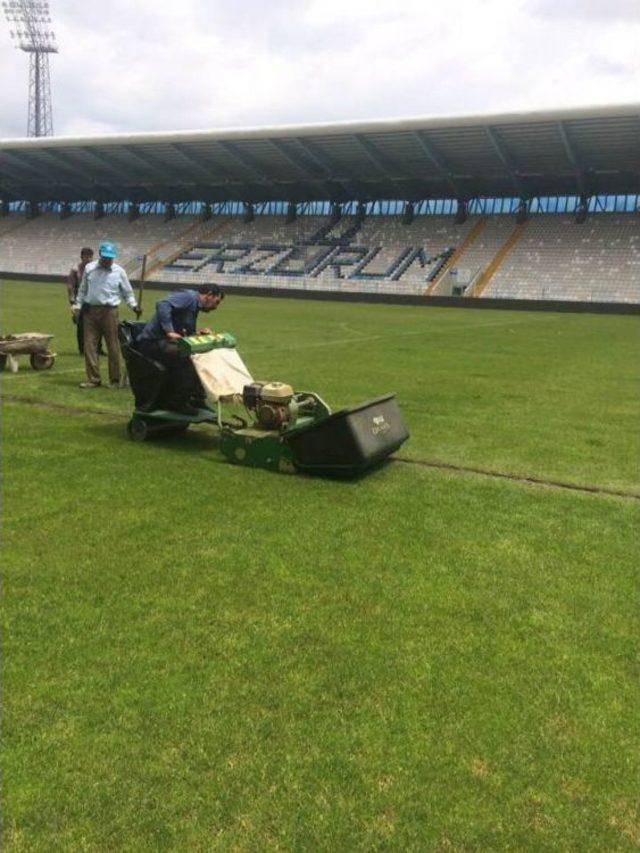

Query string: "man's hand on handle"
[166, 331, 182, 341]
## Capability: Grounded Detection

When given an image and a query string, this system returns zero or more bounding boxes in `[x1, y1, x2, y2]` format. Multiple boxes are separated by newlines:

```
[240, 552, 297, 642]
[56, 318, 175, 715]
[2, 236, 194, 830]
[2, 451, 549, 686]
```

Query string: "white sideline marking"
[2, 316, 539, 376]
[244, 316, 534, 354]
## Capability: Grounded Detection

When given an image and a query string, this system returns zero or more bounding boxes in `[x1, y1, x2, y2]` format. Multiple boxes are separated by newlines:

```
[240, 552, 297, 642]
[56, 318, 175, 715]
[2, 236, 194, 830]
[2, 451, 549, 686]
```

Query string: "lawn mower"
[119, 322, 409, 477]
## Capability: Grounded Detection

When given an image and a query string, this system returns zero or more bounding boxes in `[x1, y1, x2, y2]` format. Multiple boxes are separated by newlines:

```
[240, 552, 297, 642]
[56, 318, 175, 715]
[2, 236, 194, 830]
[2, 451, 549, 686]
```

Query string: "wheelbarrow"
[0, 333, 56, 373]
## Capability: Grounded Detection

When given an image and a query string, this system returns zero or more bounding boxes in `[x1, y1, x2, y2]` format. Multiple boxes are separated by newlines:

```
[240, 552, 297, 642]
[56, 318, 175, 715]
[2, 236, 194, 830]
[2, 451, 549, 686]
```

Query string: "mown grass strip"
[3, 280, 639, 492]
[6, 394, 639, 501]
[4, 400, 640, 850]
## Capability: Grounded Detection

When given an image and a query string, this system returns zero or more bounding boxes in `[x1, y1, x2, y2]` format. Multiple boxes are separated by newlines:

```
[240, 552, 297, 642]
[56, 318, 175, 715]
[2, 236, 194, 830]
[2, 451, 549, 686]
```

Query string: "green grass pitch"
[2, 280, 639, 849]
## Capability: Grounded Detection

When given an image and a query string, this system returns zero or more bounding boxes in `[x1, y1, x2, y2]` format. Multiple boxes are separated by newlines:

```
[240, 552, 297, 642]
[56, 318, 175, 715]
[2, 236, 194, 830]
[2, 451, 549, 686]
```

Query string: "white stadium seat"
[1, 211, 638, 303]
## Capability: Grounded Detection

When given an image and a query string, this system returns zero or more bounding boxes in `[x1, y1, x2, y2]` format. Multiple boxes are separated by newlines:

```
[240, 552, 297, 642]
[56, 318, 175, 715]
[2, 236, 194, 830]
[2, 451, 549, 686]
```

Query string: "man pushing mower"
[120, 284, 409, 476]
[136, 284, 224, 414]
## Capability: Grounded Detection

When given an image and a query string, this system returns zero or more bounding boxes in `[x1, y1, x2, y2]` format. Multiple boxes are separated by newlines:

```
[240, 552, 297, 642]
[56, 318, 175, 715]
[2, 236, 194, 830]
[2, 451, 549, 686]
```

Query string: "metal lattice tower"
[2, 0, 58, 137]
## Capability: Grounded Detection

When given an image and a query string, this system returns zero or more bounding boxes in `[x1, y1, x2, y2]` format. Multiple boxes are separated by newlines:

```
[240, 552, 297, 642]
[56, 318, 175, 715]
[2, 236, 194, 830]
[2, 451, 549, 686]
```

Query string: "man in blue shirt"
[73, 240, 141, 388]
[137, 284, 224, 413]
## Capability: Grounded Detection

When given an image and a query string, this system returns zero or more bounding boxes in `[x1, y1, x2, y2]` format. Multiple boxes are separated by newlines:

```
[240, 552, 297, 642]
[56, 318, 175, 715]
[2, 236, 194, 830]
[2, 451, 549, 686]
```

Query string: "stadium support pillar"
[1, 201, 10, 217]
[286, 202, 297, 223]
[516, 199, 529, 224]
[455, 199, 468, 225]
[60, 202, 73, 220]
[128, 203, 140, 222]
[94, 202, 105, 220]
[575, 196, 590, 224]
[330, 202, 341, 224]
[200, 203, 212, 221]
[26, 201, 40, 220]
[164, 203, 176, 222]
[356, 201, 366, 223]
[243, 203, 254, 223]
[402, 202, 415, 225]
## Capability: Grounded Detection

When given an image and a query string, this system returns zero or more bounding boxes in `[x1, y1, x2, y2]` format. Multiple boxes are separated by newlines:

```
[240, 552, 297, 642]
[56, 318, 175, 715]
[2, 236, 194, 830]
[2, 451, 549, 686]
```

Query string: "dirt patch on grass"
[609, 799, 640, 846]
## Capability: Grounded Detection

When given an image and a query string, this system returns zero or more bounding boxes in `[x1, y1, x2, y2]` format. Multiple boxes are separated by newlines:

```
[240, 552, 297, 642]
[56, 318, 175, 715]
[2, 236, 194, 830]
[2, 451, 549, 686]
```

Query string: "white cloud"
[0, 0, 638, 138]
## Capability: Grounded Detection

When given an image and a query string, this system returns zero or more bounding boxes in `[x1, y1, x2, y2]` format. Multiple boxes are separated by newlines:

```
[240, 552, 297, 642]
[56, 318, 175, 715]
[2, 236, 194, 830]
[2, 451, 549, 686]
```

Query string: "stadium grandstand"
[1, 103, 638, 306]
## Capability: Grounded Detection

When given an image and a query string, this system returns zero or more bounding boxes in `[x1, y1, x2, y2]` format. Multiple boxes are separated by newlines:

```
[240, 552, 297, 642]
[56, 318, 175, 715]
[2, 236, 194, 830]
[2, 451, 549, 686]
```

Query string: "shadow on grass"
[86, 418, 222, 453]
[84, 418, 395, 483]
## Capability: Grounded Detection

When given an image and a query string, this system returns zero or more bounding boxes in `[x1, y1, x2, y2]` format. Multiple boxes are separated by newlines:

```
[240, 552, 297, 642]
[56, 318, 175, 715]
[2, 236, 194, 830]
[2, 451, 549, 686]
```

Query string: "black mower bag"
[284, 393, 409, 477]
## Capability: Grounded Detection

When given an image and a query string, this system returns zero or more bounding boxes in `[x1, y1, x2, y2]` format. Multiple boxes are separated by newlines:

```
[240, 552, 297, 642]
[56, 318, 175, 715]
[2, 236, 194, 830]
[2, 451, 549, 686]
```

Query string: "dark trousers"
[77, 307, 85, 354]
[137, 338, 203, 406]
[83, 305, 121, 385]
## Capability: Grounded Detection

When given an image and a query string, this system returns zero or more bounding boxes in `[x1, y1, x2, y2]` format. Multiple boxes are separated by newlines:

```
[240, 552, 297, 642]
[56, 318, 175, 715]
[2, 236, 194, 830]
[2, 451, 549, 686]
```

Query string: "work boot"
[79, 380, 101, 389]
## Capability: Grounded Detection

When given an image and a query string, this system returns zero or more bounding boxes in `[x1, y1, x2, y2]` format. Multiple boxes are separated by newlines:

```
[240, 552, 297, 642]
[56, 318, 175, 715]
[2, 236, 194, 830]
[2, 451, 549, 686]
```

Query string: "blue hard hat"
[99, 240, 117, 258]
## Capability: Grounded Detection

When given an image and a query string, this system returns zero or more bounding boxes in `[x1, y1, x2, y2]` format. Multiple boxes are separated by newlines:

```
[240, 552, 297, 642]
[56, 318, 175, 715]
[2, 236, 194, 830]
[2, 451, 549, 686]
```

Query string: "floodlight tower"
[2, 0, 58, 136]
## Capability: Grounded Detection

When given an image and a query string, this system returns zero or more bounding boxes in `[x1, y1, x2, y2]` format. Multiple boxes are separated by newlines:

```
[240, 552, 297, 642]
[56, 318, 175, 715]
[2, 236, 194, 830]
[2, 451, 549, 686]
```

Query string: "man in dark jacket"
[137, 284, 224, 413]
[67, 247, 94, 354]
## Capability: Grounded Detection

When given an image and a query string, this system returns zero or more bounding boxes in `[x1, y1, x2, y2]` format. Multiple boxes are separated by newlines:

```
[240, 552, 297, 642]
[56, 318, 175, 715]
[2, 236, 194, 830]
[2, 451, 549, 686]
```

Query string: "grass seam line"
[3, 394, 127, 419]
[392, 455, 640, 501]
[5, 395, 639, 502]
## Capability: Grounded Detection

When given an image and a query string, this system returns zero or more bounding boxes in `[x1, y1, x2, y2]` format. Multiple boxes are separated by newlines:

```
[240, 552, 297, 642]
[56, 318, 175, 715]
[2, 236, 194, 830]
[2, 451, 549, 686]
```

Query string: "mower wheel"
[30, 352, 55, 370]
[127, 417, 149, 442]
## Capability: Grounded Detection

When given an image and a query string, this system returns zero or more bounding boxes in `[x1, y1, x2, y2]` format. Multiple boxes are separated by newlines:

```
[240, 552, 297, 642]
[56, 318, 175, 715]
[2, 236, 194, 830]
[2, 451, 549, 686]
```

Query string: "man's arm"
[156, 291, 194, 337]
[66, 268, 78, 304]
[118, 268, 139, 312]
[73, 267, 89, 310]
[156, 298, 176, 335]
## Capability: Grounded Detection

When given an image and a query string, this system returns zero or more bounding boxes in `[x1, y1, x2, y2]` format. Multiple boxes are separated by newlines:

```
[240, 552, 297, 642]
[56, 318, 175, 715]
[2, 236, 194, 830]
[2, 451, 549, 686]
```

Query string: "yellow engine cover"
[260, 382, 294, 403]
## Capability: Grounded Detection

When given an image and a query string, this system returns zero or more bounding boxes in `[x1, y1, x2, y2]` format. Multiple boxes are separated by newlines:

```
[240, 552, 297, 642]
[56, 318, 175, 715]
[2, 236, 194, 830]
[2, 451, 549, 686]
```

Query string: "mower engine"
[243, 381, 298, 430]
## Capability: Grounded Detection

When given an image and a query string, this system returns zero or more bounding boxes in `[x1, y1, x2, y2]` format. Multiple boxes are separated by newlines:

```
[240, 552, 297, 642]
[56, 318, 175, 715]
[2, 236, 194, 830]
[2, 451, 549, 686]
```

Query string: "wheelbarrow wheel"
[127, 417, 149, 442]
[30, 352, 55, 371]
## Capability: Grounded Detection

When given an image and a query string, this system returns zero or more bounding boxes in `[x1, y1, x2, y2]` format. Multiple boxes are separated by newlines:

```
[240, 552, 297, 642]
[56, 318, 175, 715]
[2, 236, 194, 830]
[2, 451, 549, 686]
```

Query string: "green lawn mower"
[120, 323, 409, 477]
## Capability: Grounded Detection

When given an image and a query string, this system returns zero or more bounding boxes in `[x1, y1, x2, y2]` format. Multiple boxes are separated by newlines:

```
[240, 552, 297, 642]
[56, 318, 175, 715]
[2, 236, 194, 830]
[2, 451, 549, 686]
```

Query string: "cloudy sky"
[0, 0, 638, 139]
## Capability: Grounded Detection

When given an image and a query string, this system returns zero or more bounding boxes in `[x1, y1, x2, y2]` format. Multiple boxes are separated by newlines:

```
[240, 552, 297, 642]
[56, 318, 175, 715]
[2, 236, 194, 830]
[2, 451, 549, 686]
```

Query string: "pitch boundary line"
[243, 316, 535, 354]
[5, 394, 639, 502]
[1, 316, 534, 373]
[1, 315, 537, 379]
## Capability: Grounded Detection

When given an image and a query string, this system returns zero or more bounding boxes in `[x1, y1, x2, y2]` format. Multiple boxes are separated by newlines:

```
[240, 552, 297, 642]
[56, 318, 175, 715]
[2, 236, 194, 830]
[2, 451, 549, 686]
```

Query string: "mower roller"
[120, 322, 409, 477]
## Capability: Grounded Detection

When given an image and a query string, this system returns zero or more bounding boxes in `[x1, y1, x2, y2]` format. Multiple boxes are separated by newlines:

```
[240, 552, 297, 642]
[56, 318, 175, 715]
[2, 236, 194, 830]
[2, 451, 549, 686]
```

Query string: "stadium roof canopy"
[1, 103, 638, 205]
